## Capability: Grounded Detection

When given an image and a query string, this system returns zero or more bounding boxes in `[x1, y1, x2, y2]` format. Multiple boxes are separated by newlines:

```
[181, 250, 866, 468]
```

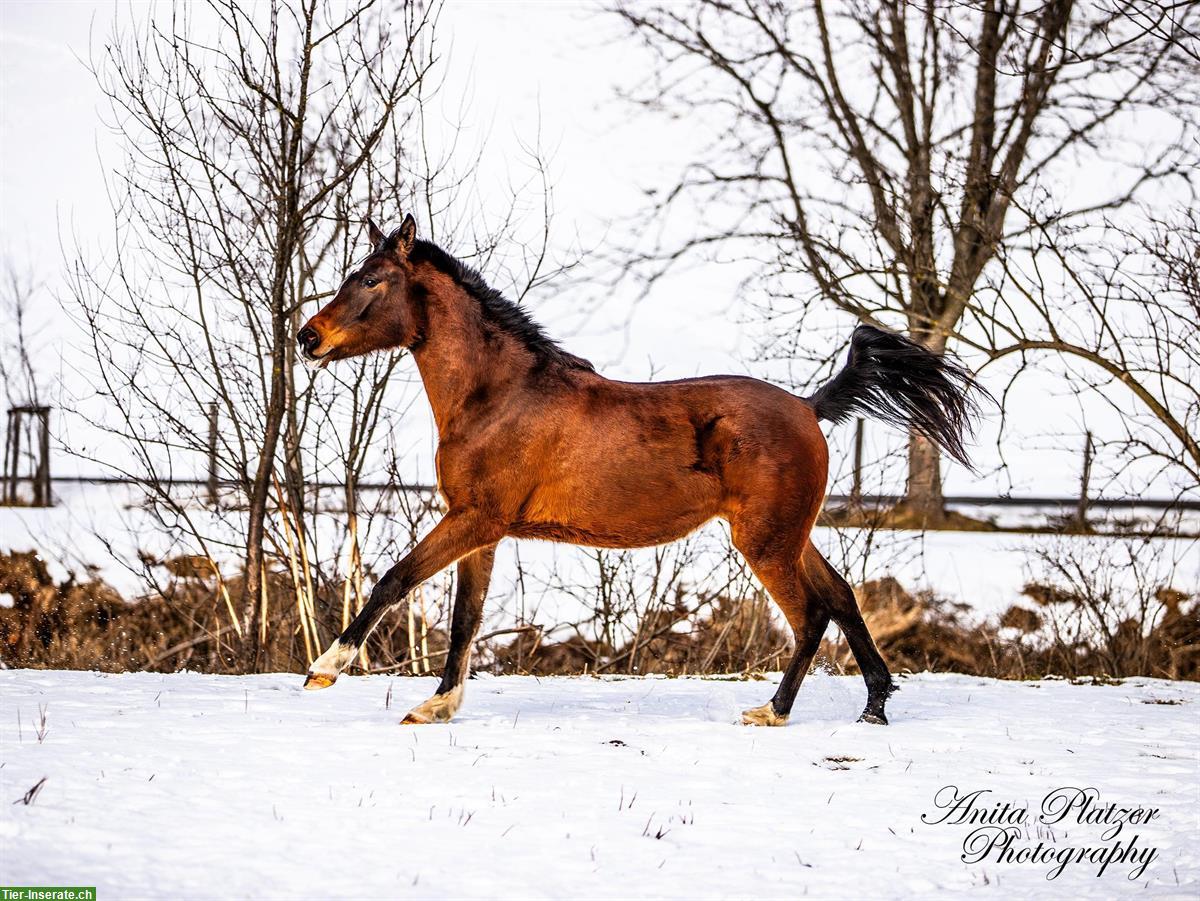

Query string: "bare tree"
[69, 0, 441, 667]
[612, 0, 1197, 522]
[1, 259, 52, 507]
[65, 0, 582, 672]
[0, 258, 45, 410]
[977, 206, 1200, 495]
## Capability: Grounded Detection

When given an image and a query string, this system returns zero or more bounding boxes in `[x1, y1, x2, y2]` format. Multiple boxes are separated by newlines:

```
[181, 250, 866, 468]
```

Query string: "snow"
[2, 669, 1197, 899]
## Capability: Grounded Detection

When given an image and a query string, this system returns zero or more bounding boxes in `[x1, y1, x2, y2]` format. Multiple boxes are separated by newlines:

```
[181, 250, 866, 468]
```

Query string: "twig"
[13, 777, 46, 806]
[364, 625, 543, 674]
[144, 622, 240, 668]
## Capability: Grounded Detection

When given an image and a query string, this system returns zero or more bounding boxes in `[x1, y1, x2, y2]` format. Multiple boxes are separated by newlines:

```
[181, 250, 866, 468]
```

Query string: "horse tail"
[807, 324, 986, 469]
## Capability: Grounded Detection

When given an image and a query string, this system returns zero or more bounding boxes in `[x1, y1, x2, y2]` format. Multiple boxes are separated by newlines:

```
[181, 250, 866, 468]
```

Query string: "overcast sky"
[0, 0, 1186, 499]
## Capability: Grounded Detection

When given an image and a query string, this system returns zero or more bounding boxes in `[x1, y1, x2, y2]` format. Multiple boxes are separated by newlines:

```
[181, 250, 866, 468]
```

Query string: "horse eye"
[362, 276, 379, 288]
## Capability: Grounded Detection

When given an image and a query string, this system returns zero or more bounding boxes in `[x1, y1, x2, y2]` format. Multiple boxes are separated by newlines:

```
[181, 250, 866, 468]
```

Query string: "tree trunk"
[240, 227, 299, 670]
[898, 320, 948, 527]
[903, 433, 945, 527]
[240, 362, 289, 671]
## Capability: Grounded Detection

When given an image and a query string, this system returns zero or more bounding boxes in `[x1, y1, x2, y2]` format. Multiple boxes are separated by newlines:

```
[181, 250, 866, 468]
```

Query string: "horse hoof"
[401, 686, 463, 725]
[741, 703, 788, 727]
[858, 711, 888, 725]
[303, 672, 336, 691]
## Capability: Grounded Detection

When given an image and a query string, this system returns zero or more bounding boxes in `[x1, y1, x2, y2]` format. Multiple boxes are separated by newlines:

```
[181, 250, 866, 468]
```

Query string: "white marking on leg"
[741, 702, 788, 727]
[303, 641, 358, 690]
[401, 684, 464, 724]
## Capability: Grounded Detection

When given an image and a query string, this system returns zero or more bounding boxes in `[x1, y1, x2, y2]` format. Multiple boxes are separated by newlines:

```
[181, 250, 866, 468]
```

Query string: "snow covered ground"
[1, 669, 1196, 899]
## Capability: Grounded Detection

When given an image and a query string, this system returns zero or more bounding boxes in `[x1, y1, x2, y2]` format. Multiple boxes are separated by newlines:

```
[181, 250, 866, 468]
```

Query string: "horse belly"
[510, 462, 721, 548]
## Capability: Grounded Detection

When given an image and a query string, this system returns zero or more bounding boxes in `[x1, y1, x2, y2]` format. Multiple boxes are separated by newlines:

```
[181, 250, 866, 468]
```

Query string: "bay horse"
[297, 214, 981, 727]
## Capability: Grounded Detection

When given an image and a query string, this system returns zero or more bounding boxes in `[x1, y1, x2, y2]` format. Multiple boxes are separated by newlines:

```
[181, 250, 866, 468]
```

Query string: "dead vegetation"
[819, 503, 1194, 538]
[490, 592, 791, 676]
[820, 504, 998, 533]
[3, 549, 1194, 682]
[819, 577, 1199, 682]
[0, 550, 446, 675]
[0, 550, 181, 672]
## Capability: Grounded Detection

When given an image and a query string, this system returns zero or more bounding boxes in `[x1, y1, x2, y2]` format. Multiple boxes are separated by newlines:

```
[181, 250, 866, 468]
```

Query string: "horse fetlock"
[741, 702, 789, 727]
[859, 682, 893, 725]
[401, 685, 463, 725]
[303, 641, 357, 690]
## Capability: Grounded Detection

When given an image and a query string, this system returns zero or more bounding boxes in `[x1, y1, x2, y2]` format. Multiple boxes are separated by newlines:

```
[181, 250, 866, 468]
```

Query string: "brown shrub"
[3, 549, 1195, 682]
[617, 592, 790, 675]
[0, 550, 445, 675]
[490, 632, 613, 675]
[486, 592, 790, 676]
[0, 550, 198, 671]
[818, 577, 986, 675]
[818, 577, 1198, 682]
[1000, 605, 1042, 633]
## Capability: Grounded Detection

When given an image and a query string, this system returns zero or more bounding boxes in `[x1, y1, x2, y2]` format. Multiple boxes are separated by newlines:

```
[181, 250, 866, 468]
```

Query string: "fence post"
[35, 407, 50, 507]
[6, 409, 21, 505]
[1074, 431, 1093, 530]
[3, 411, 10, 504]
[207, 402, 219, 507]
[849, 417, 865, 506]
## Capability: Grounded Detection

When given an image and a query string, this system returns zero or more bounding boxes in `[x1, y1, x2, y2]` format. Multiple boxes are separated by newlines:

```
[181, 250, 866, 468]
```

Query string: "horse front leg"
[303, 510, 501, 693]
[400, 543, 497, 724]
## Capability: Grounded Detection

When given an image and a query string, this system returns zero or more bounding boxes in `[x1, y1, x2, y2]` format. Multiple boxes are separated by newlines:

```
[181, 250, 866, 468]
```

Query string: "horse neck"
[408, 272, 533, 439]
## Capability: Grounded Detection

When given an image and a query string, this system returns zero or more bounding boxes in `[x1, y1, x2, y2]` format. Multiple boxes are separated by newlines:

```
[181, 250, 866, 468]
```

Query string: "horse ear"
[366, 218, 387, 250]
[395, 214, 417, 257]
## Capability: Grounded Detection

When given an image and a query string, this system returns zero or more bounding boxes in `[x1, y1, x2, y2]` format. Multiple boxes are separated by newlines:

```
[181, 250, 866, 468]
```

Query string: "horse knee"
[371, 567, 412, 609]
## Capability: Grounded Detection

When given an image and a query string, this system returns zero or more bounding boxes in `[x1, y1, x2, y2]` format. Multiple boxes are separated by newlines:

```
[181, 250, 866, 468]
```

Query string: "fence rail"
[6, 473, 1197, 511]
[7, 410, 1195, 513]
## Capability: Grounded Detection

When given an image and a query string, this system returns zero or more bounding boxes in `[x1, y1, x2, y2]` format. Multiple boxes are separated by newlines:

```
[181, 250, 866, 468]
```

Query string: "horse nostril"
[298, 326, 319, 354]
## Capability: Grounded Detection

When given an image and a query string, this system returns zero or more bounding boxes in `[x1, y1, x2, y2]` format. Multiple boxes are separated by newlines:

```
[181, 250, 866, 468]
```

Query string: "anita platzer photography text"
[1, 1, 1197, 900]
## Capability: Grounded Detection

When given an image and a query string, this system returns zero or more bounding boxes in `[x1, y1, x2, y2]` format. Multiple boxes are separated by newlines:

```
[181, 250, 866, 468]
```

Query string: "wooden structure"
[3, 405, 52, 506]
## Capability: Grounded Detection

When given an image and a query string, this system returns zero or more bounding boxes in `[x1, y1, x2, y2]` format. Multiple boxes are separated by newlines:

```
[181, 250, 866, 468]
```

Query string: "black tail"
[808, 325, 986, 469]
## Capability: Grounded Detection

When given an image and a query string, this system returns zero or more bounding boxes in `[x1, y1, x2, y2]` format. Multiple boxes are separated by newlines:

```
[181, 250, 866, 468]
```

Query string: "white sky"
[0, 0, 1188, 500]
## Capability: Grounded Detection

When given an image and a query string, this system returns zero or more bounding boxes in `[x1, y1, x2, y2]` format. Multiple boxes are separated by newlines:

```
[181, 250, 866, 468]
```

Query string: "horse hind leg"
[732, 534, 831, 727]
[741, 595, 830, 726]
[810, 547, 895, 724]
[735, 535, 895, 726]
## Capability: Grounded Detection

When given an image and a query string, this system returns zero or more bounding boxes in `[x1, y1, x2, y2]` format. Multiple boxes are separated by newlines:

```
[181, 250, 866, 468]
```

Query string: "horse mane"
[407, 238, 594, 372]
